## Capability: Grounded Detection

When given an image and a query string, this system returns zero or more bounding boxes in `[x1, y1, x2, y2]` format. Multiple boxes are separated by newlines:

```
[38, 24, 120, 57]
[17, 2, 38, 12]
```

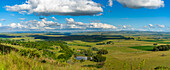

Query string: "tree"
[57, 44, 73, 61]
[153, 46, 159, 51]
[97, 49, 108, 55]
[85, 49, 93, 56]
[154, 66, 169, 70]
[137, 37, 141, 41]
[58, 54, 68, 60]
[96, 42, 105, 45]
[80, 59, 85, 63]
[92, 54, 106, 62]
[106, 41, 114, 45]
[153, 43, 158, 46]
[92, 47, 99, 51]
[153, 45, 170, 51]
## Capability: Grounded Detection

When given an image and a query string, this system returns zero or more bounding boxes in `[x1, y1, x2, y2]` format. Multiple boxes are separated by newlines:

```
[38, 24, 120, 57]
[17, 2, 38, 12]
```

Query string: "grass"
[0, 33, 170, 70]
[130, 46, 154, 51]
[66, 39, 170, 70]
[0, 51, 100, 70]
[142, 39, 170, 44]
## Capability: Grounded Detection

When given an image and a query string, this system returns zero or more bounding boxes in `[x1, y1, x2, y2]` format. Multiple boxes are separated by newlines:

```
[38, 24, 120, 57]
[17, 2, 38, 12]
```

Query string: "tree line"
[153, 45, 170, 51]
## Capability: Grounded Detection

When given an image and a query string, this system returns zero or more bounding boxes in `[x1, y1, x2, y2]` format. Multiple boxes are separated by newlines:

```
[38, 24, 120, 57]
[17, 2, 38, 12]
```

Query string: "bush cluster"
[97, 49, 108, 55]
[154, 66, 169, 70]
[96, 41, 114, 45]
[153, 45, 170, 51]
[43, 50, 56, 59]
[0, 39, 66, 50]
[19, 49, 40, 58]
[57, 44, 73, 61]
[90, 49, 108, 68]
[92, 47, 99, 51]
[92, 54, 106, 62]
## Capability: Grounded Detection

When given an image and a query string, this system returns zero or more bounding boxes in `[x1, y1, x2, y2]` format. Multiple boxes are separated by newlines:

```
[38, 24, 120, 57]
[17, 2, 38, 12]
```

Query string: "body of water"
[75, 56, 92, 60]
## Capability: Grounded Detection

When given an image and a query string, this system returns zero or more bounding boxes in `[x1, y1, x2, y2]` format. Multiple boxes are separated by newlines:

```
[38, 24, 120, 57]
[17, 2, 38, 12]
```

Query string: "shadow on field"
[82, 64, 96, 67]
[27, 35, 134, 42]
[0, 35, 21, 38]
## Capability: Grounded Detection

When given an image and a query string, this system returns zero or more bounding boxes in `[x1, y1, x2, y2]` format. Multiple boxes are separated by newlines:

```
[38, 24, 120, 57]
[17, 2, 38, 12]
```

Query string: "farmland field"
[0, 31, 170, 70]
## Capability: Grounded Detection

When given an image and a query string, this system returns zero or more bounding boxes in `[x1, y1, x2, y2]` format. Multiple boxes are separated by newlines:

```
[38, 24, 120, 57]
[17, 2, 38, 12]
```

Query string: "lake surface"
[75, 56, 87, 60]
[75, 56, 92, 60]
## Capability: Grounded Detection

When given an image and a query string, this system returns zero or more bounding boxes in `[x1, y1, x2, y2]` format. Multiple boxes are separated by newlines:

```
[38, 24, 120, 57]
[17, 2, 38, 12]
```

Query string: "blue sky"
[0, 0, 170, 32]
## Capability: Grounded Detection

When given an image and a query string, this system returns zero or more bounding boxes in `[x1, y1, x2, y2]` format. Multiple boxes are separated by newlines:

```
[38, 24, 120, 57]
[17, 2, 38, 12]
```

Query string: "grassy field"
[130, 46, 154, 51]
[0, 31, 170, 70]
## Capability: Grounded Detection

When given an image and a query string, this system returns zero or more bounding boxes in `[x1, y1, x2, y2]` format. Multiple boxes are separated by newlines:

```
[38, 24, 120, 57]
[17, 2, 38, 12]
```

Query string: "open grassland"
[65, 39, 170, 70]
[0, 52, 101, 70]
[0, 32, 170, 70]
[101, 41, 170, 70]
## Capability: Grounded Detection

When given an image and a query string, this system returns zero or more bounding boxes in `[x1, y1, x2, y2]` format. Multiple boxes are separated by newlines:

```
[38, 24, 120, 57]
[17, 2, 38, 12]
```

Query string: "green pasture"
[0, 32, 170, 70]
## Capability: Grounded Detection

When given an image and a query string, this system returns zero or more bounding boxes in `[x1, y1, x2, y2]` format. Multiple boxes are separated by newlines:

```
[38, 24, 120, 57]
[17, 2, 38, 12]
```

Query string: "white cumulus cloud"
[65, 18, 117, 29]
[117, 0, 164, 9]
[89, 23, 116, 29]
[7, 19, 60, 30]
[8, 23, 25, 28]
[5, 0, 103, 16]
[149, 24, 154, 27]
[0, 23, 2, 27]
[108, 0, 113, 7]
[26, 19, 60, 30]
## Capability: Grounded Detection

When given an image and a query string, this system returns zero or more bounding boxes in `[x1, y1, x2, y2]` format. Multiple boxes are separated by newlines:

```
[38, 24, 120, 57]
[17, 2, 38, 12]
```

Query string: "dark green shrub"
[96, 65, 103, 68]
[56, 47, 58, 49]
[85, 49, 93, 56]
[97, 49, 108, 55]
[92, 47, 99, 51]
[96, 42, 105, 45]
[57, 43, 73, 60]
[154, 66, 169, 70]
[41, 60, 46, 63]
[80, 50, 86, 54]
[58, 54, 70, 60]
[153, 46, 159, 51]
[106, 41, 114, 45]
[80, 59, 85, 63]
[153, 45, 170, 51]
[19, 49, 40, 58]
[94, 61, 105, 68]
[43, 50, 56, 59]
[153, 43, 158, 45]
[92, 54, 106, 62]
[87, 56, 92, 60]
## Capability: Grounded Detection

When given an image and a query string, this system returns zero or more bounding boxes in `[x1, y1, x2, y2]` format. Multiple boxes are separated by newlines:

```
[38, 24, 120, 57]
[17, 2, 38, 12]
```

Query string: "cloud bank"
[156, 24, 165, 28]
[5, 0, 103, 16]
[117, 0, 164, 9]
[64, 18, 117, 29]
[1, 18, 116, 31]
[145, 24, 166, 29]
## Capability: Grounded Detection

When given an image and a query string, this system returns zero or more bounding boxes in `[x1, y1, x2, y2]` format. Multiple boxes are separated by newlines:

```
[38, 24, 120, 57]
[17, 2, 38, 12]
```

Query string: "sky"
[0, 0, 170, 32]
